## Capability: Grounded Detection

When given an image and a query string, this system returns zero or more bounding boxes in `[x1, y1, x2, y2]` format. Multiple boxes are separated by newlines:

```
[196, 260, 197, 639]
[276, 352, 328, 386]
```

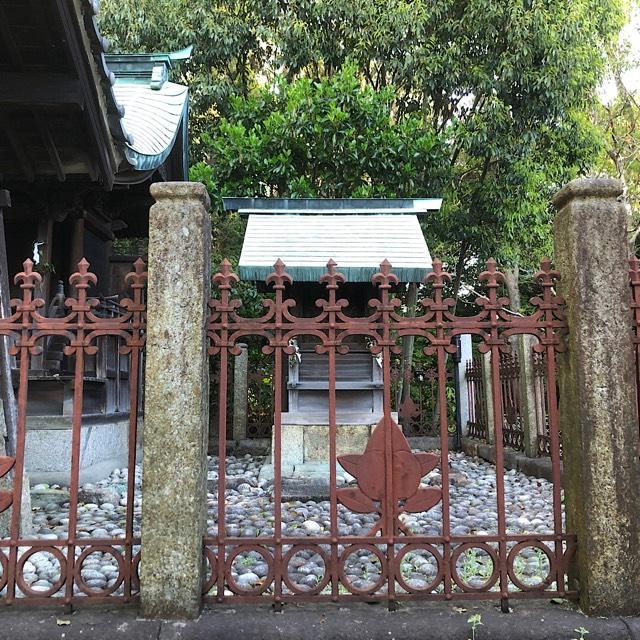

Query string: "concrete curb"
[2, 601, 639, 640]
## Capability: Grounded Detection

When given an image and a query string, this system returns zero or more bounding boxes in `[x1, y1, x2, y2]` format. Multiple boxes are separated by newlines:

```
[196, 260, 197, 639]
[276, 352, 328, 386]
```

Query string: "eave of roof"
[224, 197, 443, 214]
[239, 213, 433, 283]
[0, 0, 189, 186]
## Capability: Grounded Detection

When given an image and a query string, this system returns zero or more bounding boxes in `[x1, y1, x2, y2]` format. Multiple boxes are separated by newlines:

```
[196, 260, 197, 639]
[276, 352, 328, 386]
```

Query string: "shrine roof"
[0, 1, 189, 187]
[238, 212, 434, 283]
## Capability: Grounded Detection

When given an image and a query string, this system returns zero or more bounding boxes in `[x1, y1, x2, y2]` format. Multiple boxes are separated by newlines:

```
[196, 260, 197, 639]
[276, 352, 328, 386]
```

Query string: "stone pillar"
[232, 343, 249, 442]
[553, 177, 640, 616]
[141, 182, 211, 619]
[514, 334, 538, 458]
[456, 334, 472, 435]
[481, 351, 495, 444]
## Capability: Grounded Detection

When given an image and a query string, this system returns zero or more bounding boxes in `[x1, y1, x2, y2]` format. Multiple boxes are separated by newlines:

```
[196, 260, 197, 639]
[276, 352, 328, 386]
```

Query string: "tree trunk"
[399, 282, 418, 406]
[503, 264, 521, 312]
[430, 240, 469, 431]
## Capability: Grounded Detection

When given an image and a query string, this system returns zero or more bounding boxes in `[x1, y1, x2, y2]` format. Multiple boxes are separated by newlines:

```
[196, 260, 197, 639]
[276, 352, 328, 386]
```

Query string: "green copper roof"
[239, 213, 433, 283]
[112, 80, 188, 172]
[105, 48, 190, 178]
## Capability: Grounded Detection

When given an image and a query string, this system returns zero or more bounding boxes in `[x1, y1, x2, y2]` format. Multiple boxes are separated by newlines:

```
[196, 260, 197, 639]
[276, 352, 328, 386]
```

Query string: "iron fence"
[465, 359, 487, 441]
[206, 256, 572, 609]
[0, 258, 146, 606]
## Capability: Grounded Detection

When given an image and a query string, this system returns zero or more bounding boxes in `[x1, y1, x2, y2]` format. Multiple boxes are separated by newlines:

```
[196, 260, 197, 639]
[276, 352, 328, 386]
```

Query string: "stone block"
[304, 424, 371, 462]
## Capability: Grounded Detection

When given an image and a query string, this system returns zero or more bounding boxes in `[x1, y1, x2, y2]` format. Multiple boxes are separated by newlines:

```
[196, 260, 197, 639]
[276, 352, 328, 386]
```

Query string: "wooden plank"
[33, 111, 66, 181]
[0, 113, 34, 181]
[0, 72, 83, 106]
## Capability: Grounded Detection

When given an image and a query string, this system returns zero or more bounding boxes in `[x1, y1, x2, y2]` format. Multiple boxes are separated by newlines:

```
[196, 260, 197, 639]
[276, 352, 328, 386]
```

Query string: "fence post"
[233, 343, 249, 441]
[553, 177, 640, 616]
[514, 334, 538, 458]
[481, 351, 495, 444]
[141, 182, 211, 619]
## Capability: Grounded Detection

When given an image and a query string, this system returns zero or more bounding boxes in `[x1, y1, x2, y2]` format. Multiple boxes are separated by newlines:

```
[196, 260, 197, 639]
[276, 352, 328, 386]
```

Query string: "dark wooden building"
[0, 0, 190, 482]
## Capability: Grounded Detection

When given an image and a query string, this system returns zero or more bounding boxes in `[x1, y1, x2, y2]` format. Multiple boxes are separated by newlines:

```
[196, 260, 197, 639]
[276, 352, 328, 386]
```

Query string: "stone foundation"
[278, 423, 372, 469]
[25, 414, 135, 485]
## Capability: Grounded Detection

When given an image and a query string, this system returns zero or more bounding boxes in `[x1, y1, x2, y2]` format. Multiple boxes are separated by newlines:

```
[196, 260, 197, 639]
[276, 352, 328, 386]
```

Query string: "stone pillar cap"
[552, 177, 623, 211]
[150, 181, 211, 209]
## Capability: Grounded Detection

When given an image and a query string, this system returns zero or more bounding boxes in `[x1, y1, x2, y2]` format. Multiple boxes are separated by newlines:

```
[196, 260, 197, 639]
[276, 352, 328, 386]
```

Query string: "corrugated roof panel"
[239, 214, 432, 282]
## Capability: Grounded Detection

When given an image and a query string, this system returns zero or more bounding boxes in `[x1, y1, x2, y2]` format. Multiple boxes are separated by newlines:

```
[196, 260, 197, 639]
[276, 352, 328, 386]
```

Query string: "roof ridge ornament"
[150, 65, 168, 90]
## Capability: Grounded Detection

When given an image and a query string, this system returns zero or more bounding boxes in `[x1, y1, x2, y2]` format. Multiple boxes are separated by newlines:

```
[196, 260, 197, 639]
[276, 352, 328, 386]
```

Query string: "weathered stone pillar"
[514, 334, 538, 458]
[141, 182, 211, 619]
[232, 343, 249, 442]
[482, 351, 495, 444]
[553, 177, 640, 616]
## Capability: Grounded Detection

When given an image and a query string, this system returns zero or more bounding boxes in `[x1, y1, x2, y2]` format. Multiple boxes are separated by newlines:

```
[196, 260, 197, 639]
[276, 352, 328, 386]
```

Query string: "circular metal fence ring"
[74, 545, 125, 597]
[338, 544, 387, 596]
[202, 547, 218, 595]
[507, 540, 555, 592]
[282, 544, 331, 596]
[131, 551, 141, 591]
[450, 542, 500, 593]
[0, 549, 8, 591]
[16, 546, 66, 598]
[394, 544, 443, 594]
[225, 545, 274, 596]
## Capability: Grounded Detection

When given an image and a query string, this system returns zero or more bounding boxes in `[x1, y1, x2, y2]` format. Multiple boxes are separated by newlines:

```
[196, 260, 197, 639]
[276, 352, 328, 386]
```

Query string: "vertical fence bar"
[266, 259, 291, 610]
[481, 260, 509, 612]
[63, 320, 84, 608]
[216, 345, 228, 602]
[321, 260, 342, 602]
[436, 346, 452, 597]
[123, 259, 146, 601]
[5, 261, 42, 604]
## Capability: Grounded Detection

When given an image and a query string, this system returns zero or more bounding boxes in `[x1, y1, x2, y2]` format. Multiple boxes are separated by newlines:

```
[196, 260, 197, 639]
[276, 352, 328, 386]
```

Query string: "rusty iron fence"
[0, 258, 146, 606]
[206, 257, 571, 609]
[466, 349, 558, 457]
[499, 353, 524, 452]
[465, 358, 487, 440]
[391, 362, 454, 437]
[533, 352, 553, 456]
[630, 257, 640, 438]
[247, 361, 276, 439]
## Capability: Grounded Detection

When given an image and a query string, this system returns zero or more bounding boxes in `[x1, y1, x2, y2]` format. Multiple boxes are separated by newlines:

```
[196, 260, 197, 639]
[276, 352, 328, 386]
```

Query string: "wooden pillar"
[69, 214, 85, 273]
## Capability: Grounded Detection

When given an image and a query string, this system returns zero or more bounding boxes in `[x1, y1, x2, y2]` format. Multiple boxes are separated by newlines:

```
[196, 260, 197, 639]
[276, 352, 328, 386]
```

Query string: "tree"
[99, 0, 280, 150]
[100, 0, 626, 304]
[594, 5, 640, 251]
[190, 65, 450, 264]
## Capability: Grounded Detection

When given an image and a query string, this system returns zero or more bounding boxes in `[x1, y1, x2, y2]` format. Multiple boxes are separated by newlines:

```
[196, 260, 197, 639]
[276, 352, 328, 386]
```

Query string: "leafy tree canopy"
[99, 0, 627, 302]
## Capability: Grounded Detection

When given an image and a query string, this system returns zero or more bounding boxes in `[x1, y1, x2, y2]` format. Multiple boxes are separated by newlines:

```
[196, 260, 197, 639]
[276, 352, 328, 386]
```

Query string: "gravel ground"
[1, 452, 563, 597]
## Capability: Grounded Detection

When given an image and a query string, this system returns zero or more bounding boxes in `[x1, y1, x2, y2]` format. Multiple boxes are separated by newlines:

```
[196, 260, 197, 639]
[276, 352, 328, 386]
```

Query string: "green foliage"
[592, 5, 640, 250]
[99, 0, 280, 152]
[467, 613, 483, 640]
[100, 0, 627, 288]
[197, 64, 449, 197]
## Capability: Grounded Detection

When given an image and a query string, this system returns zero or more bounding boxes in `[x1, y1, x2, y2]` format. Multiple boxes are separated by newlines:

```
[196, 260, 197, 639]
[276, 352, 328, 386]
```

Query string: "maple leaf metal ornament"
[337, 418, 442, 536]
